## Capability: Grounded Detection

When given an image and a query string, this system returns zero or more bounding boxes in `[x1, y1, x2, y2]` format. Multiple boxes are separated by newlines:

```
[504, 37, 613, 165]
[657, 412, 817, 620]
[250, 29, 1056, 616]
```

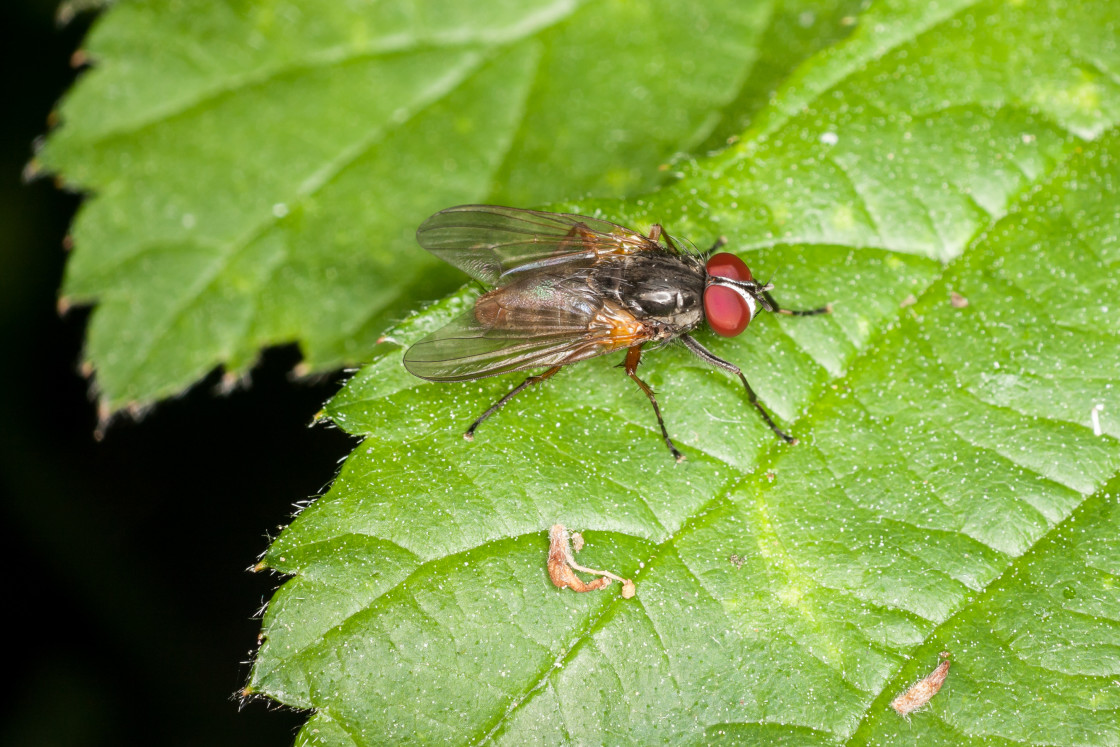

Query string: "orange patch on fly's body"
[591, 302, 650, 353]
[473, 289, 507, 327]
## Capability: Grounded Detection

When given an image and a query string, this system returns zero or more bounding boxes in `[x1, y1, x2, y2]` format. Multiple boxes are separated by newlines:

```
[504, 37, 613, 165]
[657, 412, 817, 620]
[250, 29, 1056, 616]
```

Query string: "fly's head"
[703, 253, 774, 337]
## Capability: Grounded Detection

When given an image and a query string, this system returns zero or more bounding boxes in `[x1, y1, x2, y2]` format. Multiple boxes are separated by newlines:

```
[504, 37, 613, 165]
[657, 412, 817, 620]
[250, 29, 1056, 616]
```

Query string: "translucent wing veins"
[416, 205, 661, 286]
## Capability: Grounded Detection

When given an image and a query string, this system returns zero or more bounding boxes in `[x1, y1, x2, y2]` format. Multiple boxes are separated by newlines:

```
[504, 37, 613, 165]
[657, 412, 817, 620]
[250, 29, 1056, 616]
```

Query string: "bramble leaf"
[249, 1, 1120, 744]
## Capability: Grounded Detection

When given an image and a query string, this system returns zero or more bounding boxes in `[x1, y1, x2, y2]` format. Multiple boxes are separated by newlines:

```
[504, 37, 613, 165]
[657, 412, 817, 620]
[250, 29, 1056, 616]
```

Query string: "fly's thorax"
[591, 252, 706, 333]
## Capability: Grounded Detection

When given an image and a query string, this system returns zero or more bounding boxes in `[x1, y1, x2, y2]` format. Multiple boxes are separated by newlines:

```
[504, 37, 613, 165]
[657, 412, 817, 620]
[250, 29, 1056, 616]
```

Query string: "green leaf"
[249, 1, 1120, 743]
[699, 0, 866, 150]
[41, 0, 779, 412]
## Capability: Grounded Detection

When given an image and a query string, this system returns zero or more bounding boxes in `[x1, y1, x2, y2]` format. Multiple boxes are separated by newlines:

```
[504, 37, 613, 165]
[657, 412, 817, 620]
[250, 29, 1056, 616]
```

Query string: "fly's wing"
[416, 205, 661, 286]
[403, 283, 652, 381]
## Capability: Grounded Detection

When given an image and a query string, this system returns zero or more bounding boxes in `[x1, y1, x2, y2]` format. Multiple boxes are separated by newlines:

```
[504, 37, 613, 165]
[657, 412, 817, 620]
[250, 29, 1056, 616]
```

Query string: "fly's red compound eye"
[704, 252, 755, 337]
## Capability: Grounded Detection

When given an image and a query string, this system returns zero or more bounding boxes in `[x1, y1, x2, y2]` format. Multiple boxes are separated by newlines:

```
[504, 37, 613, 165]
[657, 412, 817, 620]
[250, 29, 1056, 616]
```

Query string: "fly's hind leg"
[649, 223, 685, 254]
[557, 224, 600, 255]
[465, 366, 563, 441]
[651, 225, 728, 256]
[624, 345, 684, 462]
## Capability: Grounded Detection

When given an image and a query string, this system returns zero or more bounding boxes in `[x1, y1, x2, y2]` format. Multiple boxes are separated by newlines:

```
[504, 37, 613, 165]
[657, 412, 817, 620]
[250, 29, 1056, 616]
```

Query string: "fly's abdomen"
[474, 273, 599, 331]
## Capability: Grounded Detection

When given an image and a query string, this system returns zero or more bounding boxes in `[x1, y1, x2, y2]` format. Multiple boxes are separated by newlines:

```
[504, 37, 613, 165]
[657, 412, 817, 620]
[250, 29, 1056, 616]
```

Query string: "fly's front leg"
[761, 290, 832, 317]
[679, 334, 797, 444]
[705, 236, 728, 256]
[465, 366, 562, 441]
[624, 345, 684, 462]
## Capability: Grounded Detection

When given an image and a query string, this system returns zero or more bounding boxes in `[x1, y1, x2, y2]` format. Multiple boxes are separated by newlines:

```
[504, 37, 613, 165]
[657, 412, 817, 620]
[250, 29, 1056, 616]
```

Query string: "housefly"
[403, 205, 831, 461]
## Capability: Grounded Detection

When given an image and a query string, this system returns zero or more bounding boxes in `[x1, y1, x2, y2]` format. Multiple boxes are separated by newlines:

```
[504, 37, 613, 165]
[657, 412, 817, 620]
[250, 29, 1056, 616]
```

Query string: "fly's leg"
[705, 236, 728, 255]
[761, 290, 832, 317]
[653, 225, 729, 256]
[679, 334, 797, 444]
[556, 224, 599, 255]
[649, 224, 686, 255]
[465, 366, 563, 441]
[624, 345, 685, 462]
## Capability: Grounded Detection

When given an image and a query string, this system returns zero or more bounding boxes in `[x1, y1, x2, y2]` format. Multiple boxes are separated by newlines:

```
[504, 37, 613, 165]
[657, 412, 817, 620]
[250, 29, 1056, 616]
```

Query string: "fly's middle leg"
[465, 366, 563, 441]
[624, 345, 684, 462]
[679, 334, 798, 444]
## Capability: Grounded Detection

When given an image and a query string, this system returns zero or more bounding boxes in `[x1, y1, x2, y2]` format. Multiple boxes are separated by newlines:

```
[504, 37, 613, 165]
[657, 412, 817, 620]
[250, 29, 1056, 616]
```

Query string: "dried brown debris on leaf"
[547, 524, 636, 599]
[891, 651, 951, 717]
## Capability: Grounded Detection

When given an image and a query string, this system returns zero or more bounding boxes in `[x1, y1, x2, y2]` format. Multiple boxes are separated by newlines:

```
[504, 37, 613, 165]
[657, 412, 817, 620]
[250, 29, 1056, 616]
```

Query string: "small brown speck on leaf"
[547, 524, 635, 597]
[950, 292, 969, 308]
[891, 652, 951, 718]
[899, 294, 917, 308]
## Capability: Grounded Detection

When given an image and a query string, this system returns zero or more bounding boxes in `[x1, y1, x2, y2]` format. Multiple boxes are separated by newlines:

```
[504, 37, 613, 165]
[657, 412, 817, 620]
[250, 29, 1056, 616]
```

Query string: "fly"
[403, 205, 831, 461]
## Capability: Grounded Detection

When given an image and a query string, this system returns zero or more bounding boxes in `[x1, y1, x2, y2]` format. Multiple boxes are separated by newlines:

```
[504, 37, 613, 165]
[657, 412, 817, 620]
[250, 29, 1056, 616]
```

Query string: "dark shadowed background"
[0, 3, 353, 744]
